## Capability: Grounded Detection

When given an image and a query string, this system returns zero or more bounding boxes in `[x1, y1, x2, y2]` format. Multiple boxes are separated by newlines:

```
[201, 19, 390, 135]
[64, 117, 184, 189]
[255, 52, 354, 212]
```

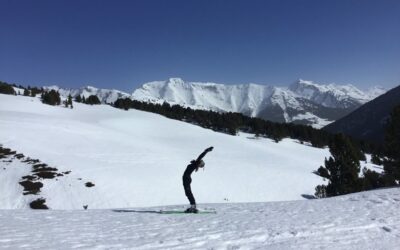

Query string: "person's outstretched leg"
[183, 178, 198, 213]
[184, 181, 196, 205]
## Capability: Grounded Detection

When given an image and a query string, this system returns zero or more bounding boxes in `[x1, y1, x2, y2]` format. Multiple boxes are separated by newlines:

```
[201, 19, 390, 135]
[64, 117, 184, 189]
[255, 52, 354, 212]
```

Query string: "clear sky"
[0, 0, 399, 92]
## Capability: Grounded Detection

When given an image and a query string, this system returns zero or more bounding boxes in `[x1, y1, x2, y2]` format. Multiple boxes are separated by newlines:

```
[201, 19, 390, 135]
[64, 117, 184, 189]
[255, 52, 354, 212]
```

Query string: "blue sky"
[1, 0, 399, 92]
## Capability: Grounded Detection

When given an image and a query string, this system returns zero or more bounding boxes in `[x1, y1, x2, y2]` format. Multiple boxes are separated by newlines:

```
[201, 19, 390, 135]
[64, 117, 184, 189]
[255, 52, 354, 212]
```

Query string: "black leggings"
[183, 177, 196, 205]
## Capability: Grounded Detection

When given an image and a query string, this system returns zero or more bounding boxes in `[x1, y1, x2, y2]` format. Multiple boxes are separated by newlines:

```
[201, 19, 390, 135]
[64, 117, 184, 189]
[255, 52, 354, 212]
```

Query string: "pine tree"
[67, 94, 73, 109]
[0, 81, 16, 95]
[383, 105, 400, 183]
[86, 95, 101, 105]
[75, 95, 82, 103]
[23, 89, 30, 96]
[41, 90, 61, 106]
[371, 153, 382, 165]
[315, 133, 361, 197]
[30, 87, 40, 97]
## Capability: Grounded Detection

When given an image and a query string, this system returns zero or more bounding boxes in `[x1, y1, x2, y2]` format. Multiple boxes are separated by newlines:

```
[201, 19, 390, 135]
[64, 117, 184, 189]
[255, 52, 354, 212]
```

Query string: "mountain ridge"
[43, 85, 131, 104]
[42, 78, 386, 129]
[132, 78, 385, 128]
[324, 84, 400, 142]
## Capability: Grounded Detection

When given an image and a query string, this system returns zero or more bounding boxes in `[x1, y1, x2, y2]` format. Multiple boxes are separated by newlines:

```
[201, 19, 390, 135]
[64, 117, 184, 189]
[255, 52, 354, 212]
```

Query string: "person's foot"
[184, 207, 198, 213]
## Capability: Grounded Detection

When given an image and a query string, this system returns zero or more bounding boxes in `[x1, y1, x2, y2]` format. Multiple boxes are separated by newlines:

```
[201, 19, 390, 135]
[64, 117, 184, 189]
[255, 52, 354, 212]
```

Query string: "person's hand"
[206, 146, 214, 152]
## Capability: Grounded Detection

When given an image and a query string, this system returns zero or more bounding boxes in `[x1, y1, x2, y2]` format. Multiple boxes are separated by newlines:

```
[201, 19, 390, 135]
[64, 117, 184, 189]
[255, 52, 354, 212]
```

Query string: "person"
[182, 146, 214, 213]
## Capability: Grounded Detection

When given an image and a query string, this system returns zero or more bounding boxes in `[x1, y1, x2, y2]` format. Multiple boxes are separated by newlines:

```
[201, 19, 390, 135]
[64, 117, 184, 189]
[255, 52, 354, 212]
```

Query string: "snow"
[132, 78, 386, 127]
[0, 94, 334, 209]
[0, 187, 399, 249]
[289, 79, 377, 107]
[365, 86, 387, 100]
[43, 85, 131, 104]
[1, 93, 398, 249]
[0, 158, 32, 209]
[132, 78, 276, 117]
[362, 155, 384, 174]
[0, 94, 383, 210]
[12, 87, 24, 95]
[20, 78, 386, 128]
[290, 112, 334, 129]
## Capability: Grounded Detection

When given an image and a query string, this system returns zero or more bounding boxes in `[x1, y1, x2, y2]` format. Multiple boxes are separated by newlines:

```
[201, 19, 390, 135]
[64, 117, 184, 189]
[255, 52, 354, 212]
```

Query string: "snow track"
[0, 188, 399, 249]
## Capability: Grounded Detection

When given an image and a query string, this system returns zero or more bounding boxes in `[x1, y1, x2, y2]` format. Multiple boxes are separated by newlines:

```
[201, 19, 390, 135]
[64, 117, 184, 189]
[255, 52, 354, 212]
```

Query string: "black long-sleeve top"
[183, 150, 208, 179]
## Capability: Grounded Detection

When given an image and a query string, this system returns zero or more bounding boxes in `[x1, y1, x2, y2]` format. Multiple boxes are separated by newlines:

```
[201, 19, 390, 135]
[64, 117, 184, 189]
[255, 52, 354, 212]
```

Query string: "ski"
[159, 210, 217, 214]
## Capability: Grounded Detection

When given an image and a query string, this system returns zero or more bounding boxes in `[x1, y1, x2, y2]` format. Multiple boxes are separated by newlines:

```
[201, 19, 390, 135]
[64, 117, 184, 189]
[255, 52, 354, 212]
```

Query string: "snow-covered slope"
[132, 78, 275, 117]
[0, 94, 381, 209]
[324, 84, 400, 142]
[289, 79, 372, 108]
[1, 187, 399, 249]
[43, 85, 130, 104]
[132, 78, 385, 128]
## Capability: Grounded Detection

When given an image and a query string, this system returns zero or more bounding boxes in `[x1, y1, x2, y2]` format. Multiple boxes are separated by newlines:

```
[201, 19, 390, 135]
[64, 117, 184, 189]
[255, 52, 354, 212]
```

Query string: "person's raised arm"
[195, 146, 213, 162]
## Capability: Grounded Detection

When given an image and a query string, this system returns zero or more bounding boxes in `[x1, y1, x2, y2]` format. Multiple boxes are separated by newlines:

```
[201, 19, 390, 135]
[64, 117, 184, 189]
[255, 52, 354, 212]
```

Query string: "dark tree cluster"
[23, 85, 44, 97]
[75, 95, 83, 103]
[85, 95, 101, 105]
[315, 134, 363, 197]
[315, 105, 400, 198]
[27, 86, 43, 97]
[0, 80, 45, 97]
[383, 105, 400, 184]
[0, 81, 16, 95]
[74, 94, 100, 105]
[41, 90, 61, 106]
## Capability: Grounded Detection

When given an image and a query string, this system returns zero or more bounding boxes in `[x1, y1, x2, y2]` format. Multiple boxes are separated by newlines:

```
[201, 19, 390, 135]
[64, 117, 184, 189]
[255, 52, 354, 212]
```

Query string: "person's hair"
[195, 160, 205, 172]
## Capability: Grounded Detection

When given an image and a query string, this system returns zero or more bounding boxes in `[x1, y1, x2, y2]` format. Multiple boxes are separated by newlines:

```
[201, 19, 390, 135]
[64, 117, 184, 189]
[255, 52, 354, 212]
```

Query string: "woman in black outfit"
[183, 146, 213, 213]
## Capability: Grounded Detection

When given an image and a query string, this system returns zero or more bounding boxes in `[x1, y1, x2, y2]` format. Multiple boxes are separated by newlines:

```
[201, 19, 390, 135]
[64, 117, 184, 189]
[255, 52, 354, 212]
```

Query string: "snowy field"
[0, 188, 399, 249]
[0, 94, 333, 209]
[0, 94, 380, 209]
[0, 94, 398, 249]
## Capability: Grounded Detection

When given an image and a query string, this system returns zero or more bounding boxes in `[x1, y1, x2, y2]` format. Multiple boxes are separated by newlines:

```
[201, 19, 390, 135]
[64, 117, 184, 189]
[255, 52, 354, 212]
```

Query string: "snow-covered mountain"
[40, 79, 385, 128]
[132, 78, 386, 128]
[43, 85, 130, 104]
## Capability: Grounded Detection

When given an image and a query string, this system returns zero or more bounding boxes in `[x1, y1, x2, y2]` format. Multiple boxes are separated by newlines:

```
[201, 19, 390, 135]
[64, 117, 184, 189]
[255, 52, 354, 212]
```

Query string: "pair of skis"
[159, 209, 216, 214]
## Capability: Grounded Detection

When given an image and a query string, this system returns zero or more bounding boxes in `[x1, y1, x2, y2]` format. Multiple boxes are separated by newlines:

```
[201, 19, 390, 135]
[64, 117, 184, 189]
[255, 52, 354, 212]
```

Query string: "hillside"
[324, 84, 400, 143]
[0, 93, 329, 209]
[0, 94, 382, 209]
